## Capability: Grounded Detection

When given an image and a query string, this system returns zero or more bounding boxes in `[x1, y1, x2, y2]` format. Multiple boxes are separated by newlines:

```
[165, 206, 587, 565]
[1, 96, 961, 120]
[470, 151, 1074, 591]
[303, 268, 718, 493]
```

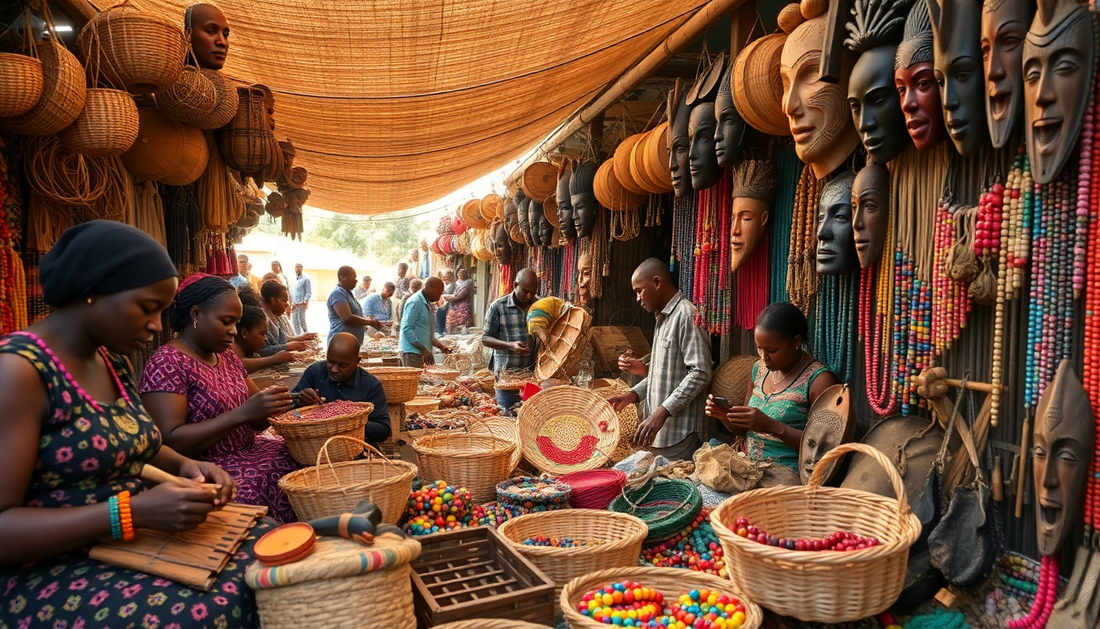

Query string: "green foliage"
[257, 213, 431, 266]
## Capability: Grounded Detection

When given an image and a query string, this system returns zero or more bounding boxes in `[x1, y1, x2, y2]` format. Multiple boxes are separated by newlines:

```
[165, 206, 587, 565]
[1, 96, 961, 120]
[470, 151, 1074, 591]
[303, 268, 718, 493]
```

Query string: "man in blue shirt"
[398, 276, 452, 367]
[483, 268, 539, 414]
[293, 333, 391, 446]
[361, 281, 395, 336]
[327, 266, 381, 345]
[290, 262, 313, 336]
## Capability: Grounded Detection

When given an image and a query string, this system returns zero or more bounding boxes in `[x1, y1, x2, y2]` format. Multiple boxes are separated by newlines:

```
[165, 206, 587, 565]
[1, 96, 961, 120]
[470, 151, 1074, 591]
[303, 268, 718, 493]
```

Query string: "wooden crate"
[410, 527, 555, 627]
[589, 326, 651, 377]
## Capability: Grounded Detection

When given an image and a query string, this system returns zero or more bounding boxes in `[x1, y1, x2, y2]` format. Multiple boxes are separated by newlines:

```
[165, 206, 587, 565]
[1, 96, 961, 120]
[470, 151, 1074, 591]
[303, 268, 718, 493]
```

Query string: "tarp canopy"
[133, 0, 712, 215]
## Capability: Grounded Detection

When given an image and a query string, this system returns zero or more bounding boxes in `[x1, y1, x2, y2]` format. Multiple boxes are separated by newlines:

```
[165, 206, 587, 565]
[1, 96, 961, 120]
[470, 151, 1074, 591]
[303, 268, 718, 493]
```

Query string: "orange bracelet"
[117, 491, 134, 541]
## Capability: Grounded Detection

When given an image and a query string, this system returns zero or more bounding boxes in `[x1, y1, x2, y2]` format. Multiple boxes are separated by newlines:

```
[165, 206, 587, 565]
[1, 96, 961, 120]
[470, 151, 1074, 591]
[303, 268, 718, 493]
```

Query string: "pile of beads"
[975, 182, 1005, 256]
[404, 480, 472, 536]
[468, 502, 506, 528]
[276, 400, 364, 422]
[495, 476, 571, 518]
[731, 517, 880, 551]
[577, 582, 747, 629]
[642, 512, 726, 577]
[521, 536, 604, 548]
[906, 609, 970, 629]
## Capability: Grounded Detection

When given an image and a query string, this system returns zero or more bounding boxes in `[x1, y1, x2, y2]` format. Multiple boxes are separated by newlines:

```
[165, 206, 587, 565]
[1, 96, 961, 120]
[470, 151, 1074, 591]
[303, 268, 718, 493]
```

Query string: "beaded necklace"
[561, 239, 577, 301]
[671, 193, 697, 299]
[692, 172, 733, 335]
[733, 233, 770, 331]
[786, 168, 822, 311]
[769, 144, 800, 303]
[812, 273, 856, 382]
[1008, 555, 1059, 629]
[861, 265, 896, 415]
[931, 197, 973, 354]
[991, 149, 1028, 427]
[1077, 72, 1100, 535]
[15, 331, 133, 413]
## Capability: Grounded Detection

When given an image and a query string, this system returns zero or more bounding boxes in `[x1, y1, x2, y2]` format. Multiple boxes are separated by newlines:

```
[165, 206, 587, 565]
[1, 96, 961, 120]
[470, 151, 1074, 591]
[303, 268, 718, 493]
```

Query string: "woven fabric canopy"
[135, 0, 709, 214]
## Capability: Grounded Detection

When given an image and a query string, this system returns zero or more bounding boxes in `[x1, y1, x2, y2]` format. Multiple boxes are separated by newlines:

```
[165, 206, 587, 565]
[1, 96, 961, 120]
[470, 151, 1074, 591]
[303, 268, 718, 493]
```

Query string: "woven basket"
[405, 397, 440, 414]
[279, 437, 417, 524]
[522, 161, 557, 202]
[611, 134, 647, 195]
[534, 306, 592, 381]
[710, 443, 922, 622]
[155, 66, 217, 125]
[216, 86, 269, 175]
[78, 2, 185, 94]
[461, 198, 487, 229]
[0, 41, 86, 136]
[413, 432, 516, 503]
[435, 622, 551, 629]
[467, 416, 522, 472]
[120, 108, 209, 186]
[609, 477, 702, 543]
[560, 566, 763, 629]
[196, 69, 238, 129]
[499, 509, 647, 606]
[425, 367, 460, 381]
[595, 160, 648, 212]
[642, 121, 673, 191]
[0, 53, 43, 118]
[269, 402, 373, 465]
[591, 381, 639, 462]
[58, 88, 139, 157]
[710, 355, 758, 408]
[519, 386, 619, 474]
[366, 366, 421, 404]
[732, 32, 790, 137]
[480, 192, 504, 221]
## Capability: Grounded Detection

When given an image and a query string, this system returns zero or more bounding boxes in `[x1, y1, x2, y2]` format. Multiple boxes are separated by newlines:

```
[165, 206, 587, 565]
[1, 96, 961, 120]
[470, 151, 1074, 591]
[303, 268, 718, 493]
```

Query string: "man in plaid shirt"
[482, 268, 539, 414]
[609, 258, 711, 456]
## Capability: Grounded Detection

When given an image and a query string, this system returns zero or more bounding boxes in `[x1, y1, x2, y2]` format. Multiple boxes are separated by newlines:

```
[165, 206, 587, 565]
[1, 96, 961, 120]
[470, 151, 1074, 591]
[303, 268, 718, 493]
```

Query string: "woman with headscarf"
[444, 267, 475, 333]
[140, 274, 301, 522]
[0, 221, 265, 628]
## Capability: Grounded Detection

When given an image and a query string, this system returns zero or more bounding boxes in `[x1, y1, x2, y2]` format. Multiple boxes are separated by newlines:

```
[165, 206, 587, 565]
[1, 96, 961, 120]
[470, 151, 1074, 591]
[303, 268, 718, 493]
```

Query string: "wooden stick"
[943, 379, 1005, 394]
[141, 465, 218, 493]
[819, 0, 849, 83]
[1015, 411, 1031, 519]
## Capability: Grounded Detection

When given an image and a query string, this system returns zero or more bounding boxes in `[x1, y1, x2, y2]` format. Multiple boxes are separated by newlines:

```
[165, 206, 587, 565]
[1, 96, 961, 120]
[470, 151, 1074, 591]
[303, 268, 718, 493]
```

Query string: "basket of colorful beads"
[709, 443, 921, 623]
[403, 480, 474, 536]
[269, 400, 373, 465]
[609, 477, 703, 543]
[495, 476, 571, 518]
[641, 509, 727, 578]
[560, 566, 762, 629]
[413, 432, 516, 503]
[518, 386, 620, 474]
[499, 509, 648, 608]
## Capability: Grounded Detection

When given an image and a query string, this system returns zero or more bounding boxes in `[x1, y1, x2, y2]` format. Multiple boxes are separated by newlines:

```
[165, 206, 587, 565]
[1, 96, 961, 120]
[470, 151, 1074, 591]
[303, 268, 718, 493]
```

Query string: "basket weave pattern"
[0, 53, 43, 117]
[466, 415, 521, 471]
[534, 306, 592, 381]
[413, 432, 516, 503]
[59, 88, 139, 157]
[155, 66, 217, 125]
[366, 366, 421, 404]
[710, 443, 922, 623]
[196, 69, 238, 129]
[0, 41, 86, 136]
[404, 397, 441, 414]
[78, 3, 185, 94]
[519, 386, 619, 474]
[592, 381, 638, 462]
[269, 402, 372, 465]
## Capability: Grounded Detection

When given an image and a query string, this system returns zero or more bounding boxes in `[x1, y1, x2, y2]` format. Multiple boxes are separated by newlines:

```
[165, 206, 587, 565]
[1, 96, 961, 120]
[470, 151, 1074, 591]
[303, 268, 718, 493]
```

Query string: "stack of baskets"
[534, 306, 592, 381]
[413, 432, 516, 503]
[268, 401, 373, 465]
[367, 366, 421, 404]
[609, 478, 702, 543]
[519, 387, 619, 474]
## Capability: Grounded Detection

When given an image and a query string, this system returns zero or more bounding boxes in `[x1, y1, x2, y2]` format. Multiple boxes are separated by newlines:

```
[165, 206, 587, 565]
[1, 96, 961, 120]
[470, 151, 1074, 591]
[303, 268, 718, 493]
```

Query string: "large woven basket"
[435, 622, 550, 629]
[78, 2, 185, 94]
[269, 402, 372, 465]
[467, 415, 522, 472]
[404, 397, 440, 414]
[534, 306, 592, 381]
[710, 355, 758, 407]
[195, 69, 238, 129]
[0, 53, 43, 118]
[366, 366, 421, 404]
[521, 161, 557, 202]
[155, 65, 217, 125]
[591, 380, 639, 462]
[413, 432, 515, 503]
[0, 41, 86, 136]
[279, 437, 417, 524]
[609, 477, 702, 543]
[215, 86, 269, 175]
[519, 387, 619, 474]
[499, 509, 647, 606]
[710, 443, 922, 622]
[59, 88, 139, 157]
[560, 566, 763, 629]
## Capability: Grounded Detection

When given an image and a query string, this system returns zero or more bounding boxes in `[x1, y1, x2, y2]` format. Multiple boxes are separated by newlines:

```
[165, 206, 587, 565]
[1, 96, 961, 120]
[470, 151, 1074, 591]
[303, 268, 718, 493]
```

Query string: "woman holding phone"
[705, 303, 837, 470]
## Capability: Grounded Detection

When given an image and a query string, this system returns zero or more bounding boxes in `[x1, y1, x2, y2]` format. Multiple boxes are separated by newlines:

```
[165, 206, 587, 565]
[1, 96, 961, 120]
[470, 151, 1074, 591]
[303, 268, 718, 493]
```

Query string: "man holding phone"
[608, 259, 711, 458]
[483, 268, 540, 414]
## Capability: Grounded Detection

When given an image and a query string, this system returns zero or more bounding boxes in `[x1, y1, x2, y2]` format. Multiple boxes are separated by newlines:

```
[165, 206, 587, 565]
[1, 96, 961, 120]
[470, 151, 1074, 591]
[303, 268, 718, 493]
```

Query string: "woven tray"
[366, 366, 421, 403]
[534, 306, 592, 381]
[413, 432, 516, 503]
[591, 380, 639, 462]
[404, 397, 440, 414]
[519, 386, 619, 474]
[609, 477, 702, 543]
[269, 402, 372, 466]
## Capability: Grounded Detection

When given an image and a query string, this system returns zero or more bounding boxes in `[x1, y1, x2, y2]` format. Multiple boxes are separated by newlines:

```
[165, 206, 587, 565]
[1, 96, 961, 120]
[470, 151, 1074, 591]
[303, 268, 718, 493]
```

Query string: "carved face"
[538, 209, 555, 247]
[895, 63, 948, 151]
[816, 173, 858, 275]
[668, 94, 694, 198]
[730, 197, 769, 273]
[848, 47, 910, 164]
[528, 199, 545, 246]
[982, 0, 1033, 149]
[1023, 4, 1097, 184]
[1033, 360, 1094, 556]
[492, 223, 512, 265]
[781, 16, 860, 178]
[932, 0, 989, 156]
[688, 103, 722, 191]
[557, 169, 577, 241]
[577, 253, 593, 308]
[518, 197, 533, 245]
[571, 192, 598, 239]
[800, 385, 853, 485]
[852, 164, 890, 269]
[714, 88, 749, 168]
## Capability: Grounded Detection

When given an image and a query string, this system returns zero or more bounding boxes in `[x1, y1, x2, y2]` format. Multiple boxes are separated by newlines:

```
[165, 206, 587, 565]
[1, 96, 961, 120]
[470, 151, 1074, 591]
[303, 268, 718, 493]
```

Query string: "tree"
[256, 213, 431, 266]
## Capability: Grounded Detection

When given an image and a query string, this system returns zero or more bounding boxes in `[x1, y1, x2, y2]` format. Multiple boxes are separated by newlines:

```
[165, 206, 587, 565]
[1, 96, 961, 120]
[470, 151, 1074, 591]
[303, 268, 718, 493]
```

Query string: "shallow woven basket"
[0, 53, 43, 118]
[609, 477, 702, 543]
[196, 69, 238, 129]
[534, 306, 592, 381]
[710, 443, 922, 623]
[435, 622, 550, 629]
[0, 41, 86, 136]
[155, 65, 217, 125]
[591, 381, 639, 462]
[425, 367, 459, 381]
[413, 432, 516, 503]
[499, 509, 647, 606]
[404, 397, 440, 414]
[560, 566, 763, 629]
[710, 355, 758, 407]
[522, 161, 557, 201]
[519, 386, 619, 474]
[78, 2, 184, 94]
[366, 366, 421, 404]
[467, 415, 522, 472]
[279, 437, 417, 524]
[58, 88, 139, 157]
[269, 402, 373, 465]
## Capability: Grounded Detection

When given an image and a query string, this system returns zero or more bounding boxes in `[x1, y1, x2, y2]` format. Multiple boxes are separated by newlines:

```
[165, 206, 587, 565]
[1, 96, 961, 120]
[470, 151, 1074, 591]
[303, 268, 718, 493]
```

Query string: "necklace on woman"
[767, 350, 808, 393]
[179, 334, 215, 365]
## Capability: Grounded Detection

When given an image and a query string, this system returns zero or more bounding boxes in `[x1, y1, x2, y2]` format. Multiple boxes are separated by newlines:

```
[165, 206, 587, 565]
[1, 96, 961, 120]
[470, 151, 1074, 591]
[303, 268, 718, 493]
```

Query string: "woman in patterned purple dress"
[140, 275, 300, 523]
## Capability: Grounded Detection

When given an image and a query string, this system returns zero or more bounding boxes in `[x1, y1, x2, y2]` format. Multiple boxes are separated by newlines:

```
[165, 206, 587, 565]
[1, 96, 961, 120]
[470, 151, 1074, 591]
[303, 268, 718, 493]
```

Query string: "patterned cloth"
[630, 292, 712, 448]
[446, 279, 474, 330]
[139, 345, 300, 522]
[394, 276, 411, 301]
[326, 286, 365, 344]
[744, 358, 829, 470]
[0, 332, 262, 629]
[483, 293, 536, 377]
[361, 294, 393, 323]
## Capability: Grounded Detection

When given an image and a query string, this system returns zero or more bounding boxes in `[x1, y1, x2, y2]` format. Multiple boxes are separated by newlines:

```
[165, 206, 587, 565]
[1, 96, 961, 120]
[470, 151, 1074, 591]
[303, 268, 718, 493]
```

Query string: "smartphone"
[711, 396, 732, 411]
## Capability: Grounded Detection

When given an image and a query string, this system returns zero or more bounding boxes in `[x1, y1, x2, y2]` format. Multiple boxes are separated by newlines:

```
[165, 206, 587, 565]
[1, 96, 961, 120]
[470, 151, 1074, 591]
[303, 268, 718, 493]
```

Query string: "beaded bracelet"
[108, 495, 123, 540]
[117, 491, 134, 541]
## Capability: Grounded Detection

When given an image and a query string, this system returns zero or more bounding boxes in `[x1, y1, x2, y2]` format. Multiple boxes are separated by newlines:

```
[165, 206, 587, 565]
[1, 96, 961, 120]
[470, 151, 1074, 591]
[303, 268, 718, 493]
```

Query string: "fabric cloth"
[292, 273, 313, 305]
[352, 285, 369, 301]
[0, 332, 261, 629]
[495, 388, 522, 416]
[292, 362, 391, 444]
[139, 345, 301, 522]
[361, 293, 393, 322]
[643, 431, 702, 462]
[260, 311, 289, 356]
[446, 278, 474, 330]
[327, 285, 366, 344]
[398, 291, 435, 355]
[744, 358, 829, 470]
[291, 306, 309, 336]
[526, 296, 565, 336]
[483, 293, 536, 377]
[230, 274, 248, 289]
[401, 352, 425, 368]
[395, 276, 411, 301]
[630, 292, 712, 448]
[40, 220, 178, 307]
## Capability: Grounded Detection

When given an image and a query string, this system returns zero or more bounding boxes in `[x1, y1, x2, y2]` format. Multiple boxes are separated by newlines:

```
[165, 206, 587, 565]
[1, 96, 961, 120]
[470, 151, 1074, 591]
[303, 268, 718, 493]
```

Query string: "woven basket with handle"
[78, 1, 185, 95]
[0, 52, 43, 118]
[0, 40, 86, 136]
[278, 436, 417, 524]
[560, 566, 763, 629]
[59, 88, 139, 157]
[196, 69, 238, 129]
[365, 366, 421, 404]
[412, 432, 515, 503]
[467, 415, 522, 472]
[499, 509, 647, 608]
[710, 443, 922, 623]
[269, 402, 372, 466]
[155, 65, 217, 125]
[534, 306, 592, 381]
[519, 386, 619, 474]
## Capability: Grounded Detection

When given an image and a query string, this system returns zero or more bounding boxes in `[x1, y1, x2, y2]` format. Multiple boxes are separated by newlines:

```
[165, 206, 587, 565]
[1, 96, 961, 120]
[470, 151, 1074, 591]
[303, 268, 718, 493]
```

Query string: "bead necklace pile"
[813, 273, 856, 382]
[730, 517, 880, 551]
[786, 167, 822, 311]
[642, 511, 726, 577]
[1008, 555, 1059, 629]
[991, 150, 1029, 426]
[893, 249, 932, 414]
[733, 231, 770, 331]
[671, 194, 698, 301]
[769, 144, 801, 303]
[561, 238, 577, 300]
[1078, 69, 1100, 538]
[931, 198, 973, 354]
[692, 173, 732, 335]
[861, 265, 896, 415]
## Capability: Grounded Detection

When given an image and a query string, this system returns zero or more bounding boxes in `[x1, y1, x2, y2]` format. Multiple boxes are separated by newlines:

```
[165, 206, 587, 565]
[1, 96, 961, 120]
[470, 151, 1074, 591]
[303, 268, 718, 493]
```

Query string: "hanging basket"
[611, 134, 648, 195]
[59, 88, 139, 157]
[480, 193, 504, 221]
[120, 108, 208, 186]
[0, 41, 86, 136]
[709, 443, 922, 622]
[0, 52, 43, 118]
[78, 1, 185, 95]
[412, 432, 516, 503]
[215, 86, 269, 175]
[461, 198, 487, 229]
[268, 402, 373, 466]
[155, 65, 218, 126]
[533, 306, 592, 381]
[732, 33, 790, 137]
[518, 386, 619, 475]
[195, 69, 238, 130]
[641, 122, 673, 191]
[594, 160, 647, 212]
[521, 162, 557, 202]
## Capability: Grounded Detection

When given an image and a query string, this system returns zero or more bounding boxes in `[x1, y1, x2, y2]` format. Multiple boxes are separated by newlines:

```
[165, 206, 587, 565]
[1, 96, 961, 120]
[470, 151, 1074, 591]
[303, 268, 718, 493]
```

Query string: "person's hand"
[509, 341, 530, 355]
[634, 407, 671, 447]
[178, 459, 237, 507]
[286, 341, 307, 352]
[606, 391, 640, 412]
[723, 406, 776, 434]
[297, 387, 323, 406]
[272, 350, 295, 363]
[421, 350, 436, 366]
[301, 302, 308, 310]
[301, 332, 318, 341]
[618, 355, 648, 376]
[131, 482, 216, 532]
[240, 386, 294, 421]
[440, 344, 453, 355]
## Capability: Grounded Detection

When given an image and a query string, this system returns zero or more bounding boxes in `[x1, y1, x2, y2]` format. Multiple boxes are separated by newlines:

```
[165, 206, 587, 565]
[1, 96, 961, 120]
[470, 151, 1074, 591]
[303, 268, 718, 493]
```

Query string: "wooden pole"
[819, 0, 849, 83]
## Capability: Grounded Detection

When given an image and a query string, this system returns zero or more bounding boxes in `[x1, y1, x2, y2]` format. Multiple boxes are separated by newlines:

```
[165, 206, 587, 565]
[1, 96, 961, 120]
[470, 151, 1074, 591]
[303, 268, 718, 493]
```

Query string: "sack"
[693, 442, 761, 494]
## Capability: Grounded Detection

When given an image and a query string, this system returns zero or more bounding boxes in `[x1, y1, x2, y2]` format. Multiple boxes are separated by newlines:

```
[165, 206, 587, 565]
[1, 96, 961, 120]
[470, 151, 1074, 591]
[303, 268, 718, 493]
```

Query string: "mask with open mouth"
[800, 384, 855, 485]
[981, 0, 1035, 149]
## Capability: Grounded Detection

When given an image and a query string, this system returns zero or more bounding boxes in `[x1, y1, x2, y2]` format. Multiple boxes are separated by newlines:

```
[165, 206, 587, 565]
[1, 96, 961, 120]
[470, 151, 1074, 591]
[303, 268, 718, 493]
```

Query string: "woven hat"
[542, 191, 560, 228]
[710, 355, 758, 408]
[521, 161, 556, 202]
[480, 193, 504, 221]
[462, 198, 487, 229]
[732, 33, 791, 137]
[686, 51, 726, 106]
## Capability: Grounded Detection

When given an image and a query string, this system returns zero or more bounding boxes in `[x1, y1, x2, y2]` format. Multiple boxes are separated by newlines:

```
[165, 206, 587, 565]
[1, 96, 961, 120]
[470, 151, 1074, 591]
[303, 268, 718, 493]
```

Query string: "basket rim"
[278, 456, 418, 493]
[269, 402, 374, 426]
[412, 431, 516, 457]
[497, 509, 647, 557]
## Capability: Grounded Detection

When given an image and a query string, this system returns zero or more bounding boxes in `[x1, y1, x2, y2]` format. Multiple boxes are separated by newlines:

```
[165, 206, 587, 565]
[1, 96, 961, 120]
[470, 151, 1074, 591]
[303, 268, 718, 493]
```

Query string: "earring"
[86, 297, 94, 305]
[193, 320, 198, 329]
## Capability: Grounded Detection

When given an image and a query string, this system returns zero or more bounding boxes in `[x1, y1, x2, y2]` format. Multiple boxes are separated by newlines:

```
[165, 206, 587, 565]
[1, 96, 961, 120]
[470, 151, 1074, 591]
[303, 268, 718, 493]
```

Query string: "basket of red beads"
[710, 443, 921, 623]
[269, 400, 373, 465]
